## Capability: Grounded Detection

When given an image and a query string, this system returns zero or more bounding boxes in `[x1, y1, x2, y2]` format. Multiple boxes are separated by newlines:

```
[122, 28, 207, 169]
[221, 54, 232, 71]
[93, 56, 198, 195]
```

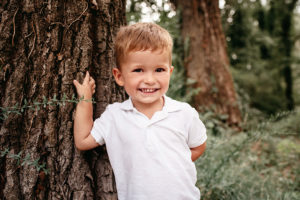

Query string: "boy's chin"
[132, 96, 163, 104]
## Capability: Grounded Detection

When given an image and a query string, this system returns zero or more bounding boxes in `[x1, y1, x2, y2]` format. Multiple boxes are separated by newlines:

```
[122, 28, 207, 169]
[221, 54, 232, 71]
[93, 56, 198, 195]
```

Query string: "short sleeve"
[90, 106, 113, 145]
[187, 108, 207, 148]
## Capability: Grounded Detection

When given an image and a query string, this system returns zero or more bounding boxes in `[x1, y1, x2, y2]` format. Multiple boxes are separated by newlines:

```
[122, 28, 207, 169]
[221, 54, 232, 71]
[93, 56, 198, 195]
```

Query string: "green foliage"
[126, 0, 144, 23]
[0, 93, 94, 177]
[0, 94, 95, 120]
[223, 0, 300, 114]
[293, 12, 300, 106]
[0, 93, 93, 176]
[167, 68, 200, 102]
[0, 148, 49, 174]
[126, 0, 168, 24]
[198, 107, 230, 136]
[196, 109, 300, 200]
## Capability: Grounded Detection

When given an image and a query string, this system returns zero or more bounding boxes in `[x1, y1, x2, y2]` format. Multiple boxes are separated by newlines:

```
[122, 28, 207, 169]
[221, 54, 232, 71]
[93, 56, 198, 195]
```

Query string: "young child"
[73, 22, 207, 200]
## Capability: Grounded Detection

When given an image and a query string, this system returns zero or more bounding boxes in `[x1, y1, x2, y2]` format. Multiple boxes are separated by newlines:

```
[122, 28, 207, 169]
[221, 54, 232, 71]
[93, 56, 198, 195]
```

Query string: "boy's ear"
[112, 67, 124, 86]
[170, 66, 174, 75]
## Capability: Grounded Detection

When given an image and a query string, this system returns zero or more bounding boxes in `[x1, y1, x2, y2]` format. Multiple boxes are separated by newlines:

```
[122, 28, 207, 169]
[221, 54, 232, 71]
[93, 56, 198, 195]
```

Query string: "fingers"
[83, 71, 90, 85]
[90, 77, 96, 94]
[92, 82, 96, 94]
[89, 76, 95, 85]
[73, 79, 80, 89]
[73, 71, 96, 95]
[75, 71, 94, 85]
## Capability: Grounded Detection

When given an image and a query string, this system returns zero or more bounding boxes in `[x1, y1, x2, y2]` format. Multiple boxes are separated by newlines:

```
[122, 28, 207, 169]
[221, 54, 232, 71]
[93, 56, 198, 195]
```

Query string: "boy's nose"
[144, 73, 155, 84]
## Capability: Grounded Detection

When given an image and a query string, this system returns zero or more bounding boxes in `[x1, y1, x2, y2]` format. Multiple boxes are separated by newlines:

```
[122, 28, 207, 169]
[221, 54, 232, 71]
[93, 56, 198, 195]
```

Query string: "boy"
[73, 23, 207, 200]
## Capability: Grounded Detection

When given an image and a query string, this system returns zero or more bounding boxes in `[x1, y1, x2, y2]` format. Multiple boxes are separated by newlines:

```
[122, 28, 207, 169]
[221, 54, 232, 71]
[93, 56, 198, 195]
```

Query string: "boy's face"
[113, 50, 173, 110]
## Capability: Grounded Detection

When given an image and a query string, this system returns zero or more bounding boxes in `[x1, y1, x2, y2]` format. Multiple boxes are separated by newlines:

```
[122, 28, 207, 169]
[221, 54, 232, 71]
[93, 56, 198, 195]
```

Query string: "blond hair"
[114, 22, 173, 68]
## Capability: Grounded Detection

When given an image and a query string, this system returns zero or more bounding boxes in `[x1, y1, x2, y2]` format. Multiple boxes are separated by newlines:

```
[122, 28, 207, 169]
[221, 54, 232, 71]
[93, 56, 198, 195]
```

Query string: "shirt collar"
[120, 97, 134, 111]
[120, 95, 181, 113]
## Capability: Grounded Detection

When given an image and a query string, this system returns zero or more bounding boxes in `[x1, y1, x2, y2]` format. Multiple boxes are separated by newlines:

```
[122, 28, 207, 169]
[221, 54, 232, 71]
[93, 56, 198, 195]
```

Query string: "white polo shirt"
[91, 96, 207, 200]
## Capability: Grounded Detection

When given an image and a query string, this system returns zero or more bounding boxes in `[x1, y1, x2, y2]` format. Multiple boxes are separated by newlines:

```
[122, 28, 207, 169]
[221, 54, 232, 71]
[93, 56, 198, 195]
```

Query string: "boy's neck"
[132, 97, 165, 119]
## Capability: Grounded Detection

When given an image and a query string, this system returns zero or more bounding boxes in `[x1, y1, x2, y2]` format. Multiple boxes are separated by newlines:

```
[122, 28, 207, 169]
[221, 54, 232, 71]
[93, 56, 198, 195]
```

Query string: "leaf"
[0, 148, 9, 157]
[71, 94, 76, 101]
[219, 114, 229, 120]
[52, 94, 57, 102]
[43, 168, 49, 175]
[206, 121, 215, 128]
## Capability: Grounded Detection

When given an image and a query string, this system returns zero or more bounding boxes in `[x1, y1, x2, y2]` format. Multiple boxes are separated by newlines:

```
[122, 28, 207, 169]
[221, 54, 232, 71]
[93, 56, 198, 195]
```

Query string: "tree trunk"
[170, 0, 241, 125]
[0, 0, 126, 199]
[277, 0, 297, 110]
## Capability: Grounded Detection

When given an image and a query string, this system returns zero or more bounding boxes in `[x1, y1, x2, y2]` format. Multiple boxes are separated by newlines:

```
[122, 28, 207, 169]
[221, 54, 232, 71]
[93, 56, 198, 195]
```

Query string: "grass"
[195, 108, 300, 200]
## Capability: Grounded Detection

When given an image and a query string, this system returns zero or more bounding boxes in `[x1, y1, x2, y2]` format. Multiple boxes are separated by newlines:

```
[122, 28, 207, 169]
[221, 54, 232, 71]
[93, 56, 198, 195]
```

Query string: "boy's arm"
[73, 71, 99, 151]
[190, 141, 206, 162]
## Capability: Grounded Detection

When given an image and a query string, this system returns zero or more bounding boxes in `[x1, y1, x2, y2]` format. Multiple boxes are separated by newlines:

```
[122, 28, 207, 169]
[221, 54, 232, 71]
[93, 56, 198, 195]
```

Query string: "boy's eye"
[133, 68, 142, 72]
[156, 68, 165, 72]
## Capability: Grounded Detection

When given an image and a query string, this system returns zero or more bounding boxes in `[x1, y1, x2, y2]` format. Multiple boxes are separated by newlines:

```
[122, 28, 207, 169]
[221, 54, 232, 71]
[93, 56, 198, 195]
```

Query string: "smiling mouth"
[138, 88, 159, 93]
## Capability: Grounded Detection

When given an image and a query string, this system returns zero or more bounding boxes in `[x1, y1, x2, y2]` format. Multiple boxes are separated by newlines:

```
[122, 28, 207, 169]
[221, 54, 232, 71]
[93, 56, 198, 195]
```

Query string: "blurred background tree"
[223, 0, 299, 114]
[170, 0, 242, 125]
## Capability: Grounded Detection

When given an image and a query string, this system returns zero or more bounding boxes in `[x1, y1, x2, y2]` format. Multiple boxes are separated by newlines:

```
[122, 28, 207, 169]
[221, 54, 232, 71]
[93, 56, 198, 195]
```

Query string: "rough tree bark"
[0, 0, 126, 199]
[170, 0, 242, 125]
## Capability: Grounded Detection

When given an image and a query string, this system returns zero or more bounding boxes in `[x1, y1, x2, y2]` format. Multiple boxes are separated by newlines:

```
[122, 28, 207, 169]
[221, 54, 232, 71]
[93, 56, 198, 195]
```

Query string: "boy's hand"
[73, 72, 99, 151]
[73, 71, 96, 100]
[190, 142, 206, 162]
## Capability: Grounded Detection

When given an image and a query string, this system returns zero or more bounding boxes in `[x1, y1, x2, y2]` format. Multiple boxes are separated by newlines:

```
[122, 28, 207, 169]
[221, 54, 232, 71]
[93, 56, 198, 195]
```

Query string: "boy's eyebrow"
[131, 64, 169, 68]
[154, 64, 170, 68]
[131, 64, 144, 68]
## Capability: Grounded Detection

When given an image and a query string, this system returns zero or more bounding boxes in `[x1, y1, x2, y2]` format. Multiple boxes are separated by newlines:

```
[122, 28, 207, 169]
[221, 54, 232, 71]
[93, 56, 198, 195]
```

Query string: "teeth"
[140, 88, 156, 93]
